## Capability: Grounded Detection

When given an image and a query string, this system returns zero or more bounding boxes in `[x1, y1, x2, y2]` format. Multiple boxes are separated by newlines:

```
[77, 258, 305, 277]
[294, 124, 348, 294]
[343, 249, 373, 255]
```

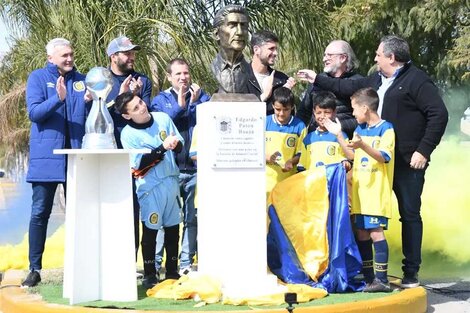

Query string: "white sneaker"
[179, 267, 192, 276]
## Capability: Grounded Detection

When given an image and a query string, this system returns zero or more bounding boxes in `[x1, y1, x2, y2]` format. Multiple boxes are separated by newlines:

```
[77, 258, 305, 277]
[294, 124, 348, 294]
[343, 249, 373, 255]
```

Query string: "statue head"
[213, 5, 250, 56]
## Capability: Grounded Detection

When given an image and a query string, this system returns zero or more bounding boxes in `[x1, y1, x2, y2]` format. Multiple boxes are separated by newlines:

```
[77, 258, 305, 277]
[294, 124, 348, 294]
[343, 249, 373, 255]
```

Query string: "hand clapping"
[324, 117, 342, 136]
[56, 76, 66, 101]
[120, 74, 143, 95]
[163, 132, 180, 150]
[348, 133, 363, 149]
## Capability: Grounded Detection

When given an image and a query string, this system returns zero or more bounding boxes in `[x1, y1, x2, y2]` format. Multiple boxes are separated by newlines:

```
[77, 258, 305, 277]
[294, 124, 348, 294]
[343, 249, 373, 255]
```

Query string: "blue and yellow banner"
[267, 164, 363, 292]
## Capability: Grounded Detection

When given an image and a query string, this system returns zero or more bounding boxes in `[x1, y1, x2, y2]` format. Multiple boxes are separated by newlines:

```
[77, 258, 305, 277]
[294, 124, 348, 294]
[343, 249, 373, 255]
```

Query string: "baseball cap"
[107, 36, 141, 56]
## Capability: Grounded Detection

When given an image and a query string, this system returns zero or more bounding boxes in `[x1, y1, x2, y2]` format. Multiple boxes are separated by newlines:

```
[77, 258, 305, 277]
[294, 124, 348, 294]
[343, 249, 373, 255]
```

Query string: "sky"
[0, 17, 12, 56]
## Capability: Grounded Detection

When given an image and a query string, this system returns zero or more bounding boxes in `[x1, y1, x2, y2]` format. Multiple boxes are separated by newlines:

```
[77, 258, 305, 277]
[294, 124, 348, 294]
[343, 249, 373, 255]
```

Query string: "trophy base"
[82, 133, 117, 149]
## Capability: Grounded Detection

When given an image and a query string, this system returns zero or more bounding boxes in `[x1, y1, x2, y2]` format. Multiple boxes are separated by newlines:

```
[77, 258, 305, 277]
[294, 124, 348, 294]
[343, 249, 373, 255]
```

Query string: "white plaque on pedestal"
[212, 115, 264, 169]
[197, 100, 282, 299]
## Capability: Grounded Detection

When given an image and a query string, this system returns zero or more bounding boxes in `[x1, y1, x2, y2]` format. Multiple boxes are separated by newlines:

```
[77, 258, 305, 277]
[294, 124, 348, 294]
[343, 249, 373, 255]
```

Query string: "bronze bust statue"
[211, 5, 251, 94]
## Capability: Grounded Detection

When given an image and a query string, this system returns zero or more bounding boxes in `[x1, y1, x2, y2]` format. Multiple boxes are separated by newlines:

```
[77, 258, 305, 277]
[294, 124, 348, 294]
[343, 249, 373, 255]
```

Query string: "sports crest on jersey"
[73, 81, 85, 92]
[159, 130, 167, 141]
[326, 145, 336, 156]
[149, 212, 159, 225]
[371, 140, 381, 149]
[285, 136, 296, 148]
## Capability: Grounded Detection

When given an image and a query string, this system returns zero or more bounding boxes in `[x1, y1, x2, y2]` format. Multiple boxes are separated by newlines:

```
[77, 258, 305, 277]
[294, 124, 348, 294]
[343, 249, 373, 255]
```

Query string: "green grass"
[31, 283, 397, 311]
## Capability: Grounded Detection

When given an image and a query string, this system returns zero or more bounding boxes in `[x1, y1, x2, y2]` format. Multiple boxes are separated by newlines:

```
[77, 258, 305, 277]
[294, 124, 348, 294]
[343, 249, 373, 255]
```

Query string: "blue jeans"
[29, 182, 62, 271]
[155, 172, 197, 270]
[178, 172, 197, 268]
[393, 162, 425, 276]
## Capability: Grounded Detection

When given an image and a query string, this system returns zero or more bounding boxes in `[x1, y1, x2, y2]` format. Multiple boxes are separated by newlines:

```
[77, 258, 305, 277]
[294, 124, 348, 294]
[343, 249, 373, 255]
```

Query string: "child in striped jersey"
[265, 87, 307, 198]
[327, 87, 395, 292]
[298, 91, 353, 171]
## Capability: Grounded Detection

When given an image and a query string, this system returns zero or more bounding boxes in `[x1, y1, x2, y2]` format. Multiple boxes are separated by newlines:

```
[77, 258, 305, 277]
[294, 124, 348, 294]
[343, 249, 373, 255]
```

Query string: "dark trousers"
[29, 182, 62, 271]
[161, 224, 180, 276]
[132, 179, 157, 276]
[393, 161, 426, 276]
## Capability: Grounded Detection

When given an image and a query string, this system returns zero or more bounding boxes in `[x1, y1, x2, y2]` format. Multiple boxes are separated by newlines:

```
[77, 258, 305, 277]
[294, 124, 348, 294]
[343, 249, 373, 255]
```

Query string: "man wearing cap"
[105, 35, 156, 289]
[106, 35, 152, 148]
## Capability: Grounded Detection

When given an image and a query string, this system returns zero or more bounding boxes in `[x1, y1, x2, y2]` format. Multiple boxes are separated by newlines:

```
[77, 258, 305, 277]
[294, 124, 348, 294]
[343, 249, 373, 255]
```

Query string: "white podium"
[54, 149, 147, 305]
[197, 100, 281, 298]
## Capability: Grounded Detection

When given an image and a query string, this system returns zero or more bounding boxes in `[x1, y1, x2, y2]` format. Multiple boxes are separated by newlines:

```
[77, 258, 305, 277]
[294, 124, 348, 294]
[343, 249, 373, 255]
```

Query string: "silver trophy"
[82, 67, 117, 149]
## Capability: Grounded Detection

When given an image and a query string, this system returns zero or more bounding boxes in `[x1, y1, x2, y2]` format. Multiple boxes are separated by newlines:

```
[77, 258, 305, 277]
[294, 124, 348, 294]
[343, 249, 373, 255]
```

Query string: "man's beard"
[117, 61, 134, 75]
[323, 62, 341, 74]
[324, 63, 340, 74]
[260, 55, 275, 67]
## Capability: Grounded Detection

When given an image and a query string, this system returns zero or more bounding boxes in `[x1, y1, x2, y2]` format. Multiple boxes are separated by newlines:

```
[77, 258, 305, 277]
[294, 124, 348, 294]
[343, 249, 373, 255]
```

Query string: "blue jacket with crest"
[26, 62, 88, 182]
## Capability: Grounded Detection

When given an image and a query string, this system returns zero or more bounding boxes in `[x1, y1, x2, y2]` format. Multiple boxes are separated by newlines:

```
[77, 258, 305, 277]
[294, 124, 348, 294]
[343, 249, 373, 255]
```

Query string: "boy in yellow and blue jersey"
[328, 87, 395, 292]
[298, 91, 353, 172]
[265, 87, 307, 196]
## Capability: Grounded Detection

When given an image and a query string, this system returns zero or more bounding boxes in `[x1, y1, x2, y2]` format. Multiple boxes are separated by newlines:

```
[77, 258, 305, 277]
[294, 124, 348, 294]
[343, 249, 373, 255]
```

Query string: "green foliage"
[0, 0, 332, 92]
[0, 0, 332, 159]
[0, 0, 468, 160]
[448, 20, 470, 80]
[331, 0, 469, 86]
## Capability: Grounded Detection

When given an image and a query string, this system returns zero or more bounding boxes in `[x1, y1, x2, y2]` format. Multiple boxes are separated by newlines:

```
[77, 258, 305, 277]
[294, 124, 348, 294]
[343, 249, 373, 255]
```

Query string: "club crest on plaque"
[217, 116, 232, 134]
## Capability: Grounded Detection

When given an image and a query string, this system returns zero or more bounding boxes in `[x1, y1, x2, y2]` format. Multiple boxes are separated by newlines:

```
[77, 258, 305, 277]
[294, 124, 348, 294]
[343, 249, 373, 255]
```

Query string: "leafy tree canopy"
[331, 0, 469, 86]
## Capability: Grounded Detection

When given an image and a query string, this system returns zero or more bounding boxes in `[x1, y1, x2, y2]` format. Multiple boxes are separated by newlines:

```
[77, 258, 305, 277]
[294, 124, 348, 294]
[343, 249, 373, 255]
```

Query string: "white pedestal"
[196, 101, 281, 298]
[54, 149, 147, 305]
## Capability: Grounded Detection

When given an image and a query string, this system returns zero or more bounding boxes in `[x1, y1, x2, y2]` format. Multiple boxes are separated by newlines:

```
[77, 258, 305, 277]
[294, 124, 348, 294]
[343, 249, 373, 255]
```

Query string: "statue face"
[216, 12, 249, 53]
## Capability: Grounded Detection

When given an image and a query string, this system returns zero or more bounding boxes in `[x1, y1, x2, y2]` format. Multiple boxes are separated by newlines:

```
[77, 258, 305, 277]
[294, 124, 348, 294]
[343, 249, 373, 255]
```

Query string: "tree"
[0, 0, 332, 167]
[331, 0, 469, 86]
[330, 0, 469, 137]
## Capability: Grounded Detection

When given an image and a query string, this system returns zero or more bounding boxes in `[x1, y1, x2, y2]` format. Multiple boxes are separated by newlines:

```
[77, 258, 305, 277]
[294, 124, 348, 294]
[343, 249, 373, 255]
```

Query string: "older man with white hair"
[22, 38, 88, 287]
[297, 40, 362, 138]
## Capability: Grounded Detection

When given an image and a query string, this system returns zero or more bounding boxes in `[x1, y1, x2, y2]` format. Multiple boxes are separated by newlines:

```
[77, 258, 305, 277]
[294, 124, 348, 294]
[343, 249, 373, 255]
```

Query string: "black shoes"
[22, 271, 41, 288]
[165, 271, 180, 280]
[401, 274, 420, 288]
[142, 273, 159, 290]
[363, 278, 392, 293]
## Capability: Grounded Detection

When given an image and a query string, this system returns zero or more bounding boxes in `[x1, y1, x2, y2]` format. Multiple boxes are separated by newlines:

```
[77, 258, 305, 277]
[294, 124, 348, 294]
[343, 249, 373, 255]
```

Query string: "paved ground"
[423, 278, 470, 312]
